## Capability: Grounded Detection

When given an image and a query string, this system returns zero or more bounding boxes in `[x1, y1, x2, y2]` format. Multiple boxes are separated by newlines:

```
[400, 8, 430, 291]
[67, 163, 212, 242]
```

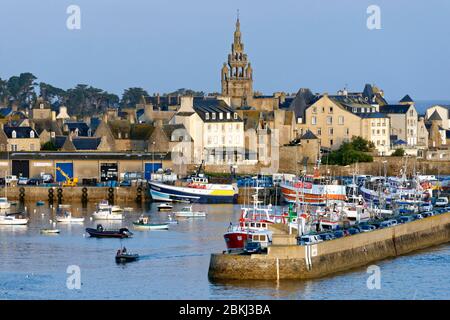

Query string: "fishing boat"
[56, 211, 85, 223]
[280, 164, 347, 206]
[157, 203, 173, 211]
[40, 228, 60, 234]
[133, 215, 169, 230]
[92, 208, 123, 220]
[173, 206, 206, 218]
[97, 200, 123, 213]
[85, 224, 132, 238]
[115, 248, 139, 263]
[0, 214, 29, 225]
[0, 197, 11, 210]
[148, 161, 238, 204]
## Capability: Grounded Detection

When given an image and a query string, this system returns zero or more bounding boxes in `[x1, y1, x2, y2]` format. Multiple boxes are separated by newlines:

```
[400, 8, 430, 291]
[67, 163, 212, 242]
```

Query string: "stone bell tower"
[221, 12, 253, 108]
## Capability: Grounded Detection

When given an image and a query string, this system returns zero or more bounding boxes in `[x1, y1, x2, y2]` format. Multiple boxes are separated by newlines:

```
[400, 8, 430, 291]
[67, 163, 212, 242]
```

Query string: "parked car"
[347, 228, 360, 235]
[419, 202, 433, 212]
[243, 241, 262, 254]
[18, 177, 29, 185]
[421, 212, 434, 218]
[399, 216, 414, 224]
[318, 233, 335, 241]
[387, 219, 398, 227]
[412, 214, 424, 220]
[360, 224, 376, 232]
[119, 180, 132, 187]
[379, 221, 392, 229]
[27, 178, 43, 185]
[333, 230, 345, 238]
[40, 173, 54, 183]
[298, 235, 322, 245]
[434, 197, 449, 207]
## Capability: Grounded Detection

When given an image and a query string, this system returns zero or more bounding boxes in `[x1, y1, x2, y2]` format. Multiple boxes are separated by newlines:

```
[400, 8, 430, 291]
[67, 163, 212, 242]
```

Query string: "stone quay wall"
[208, 212, 450, 280]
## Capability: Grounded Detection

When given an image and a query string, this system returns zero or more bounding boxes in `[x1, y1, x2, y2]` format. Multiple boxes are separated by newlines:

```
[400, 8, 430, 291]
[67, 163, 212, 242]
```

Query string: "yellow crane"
[55, 166, 78, 187]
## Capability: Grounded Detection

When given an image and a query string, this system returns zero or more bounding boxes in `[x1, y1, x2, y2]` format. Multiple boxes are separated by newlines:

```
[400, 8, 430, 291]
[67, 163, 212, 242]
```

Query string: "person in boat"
[116, 249, 121, 256]
[122, 247, 127, 254]
[97, 224, 104, 232]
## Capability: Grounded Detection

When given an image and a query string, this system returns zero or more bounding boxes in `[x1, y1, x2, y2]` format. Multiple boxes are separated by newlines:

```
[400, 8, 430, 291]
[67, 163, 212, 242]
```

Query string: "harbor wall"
[1, 186, 146, 203]
[208, 212, 450, 280]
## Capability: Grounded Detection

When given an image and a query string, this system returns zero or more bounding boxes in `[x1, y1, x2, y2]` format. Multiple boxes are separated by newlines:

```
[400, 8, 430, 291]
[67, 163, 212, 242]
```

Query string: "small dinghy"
[157, 203, 173, 212]
[56, 211, 85, 223]
[115, 248, 139, 263]
[85, 224, 133, 238]
[166, 215, 178, 224]
[133, 216, 169, 230]
[92, 208, 123, 220]
[174, 206, 206, 218]
[40, 228, 60, 234]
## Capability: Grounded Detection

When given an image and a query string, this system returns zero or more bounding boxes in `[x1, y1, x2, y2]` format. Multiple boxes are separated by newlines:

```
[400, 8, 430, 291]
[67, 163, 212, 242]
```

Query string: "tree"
[121, 87, 149, 108]
[39, 82, 67, 104]
[65, 84, 119, 116]
[41, 140, 58, 151]
[7, 73, 37, 107]
[0, 78, 9, 105]
[391, 148, 405, 157]
[322, 137, 374, 166]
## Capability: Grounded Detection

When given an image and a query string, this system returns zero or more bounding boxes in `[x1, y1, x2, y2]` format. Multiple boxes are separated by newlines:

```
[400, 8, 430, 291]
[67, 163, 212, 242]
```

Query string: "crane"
[55, 166, 78, 187]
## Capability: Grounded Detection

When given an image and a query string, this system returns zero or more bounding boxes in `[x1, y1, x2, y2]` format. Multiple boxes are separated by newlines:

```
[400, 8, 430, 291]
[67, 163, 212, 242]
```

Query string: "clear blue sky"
[1, 0, 449, 100]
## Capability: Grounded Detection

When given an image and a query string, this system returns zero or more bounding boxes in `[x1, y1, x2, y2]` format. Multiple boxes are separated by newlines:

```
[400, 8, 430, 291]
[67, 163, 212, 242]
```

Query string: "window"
[330, 139, 333, 146]
[312, 107, 317, 113]
[11, 144, 17, 151]
[326, 116, 332, 125]
[205, 113, 210, 120]
[329, 128, 333, 135]
[338, 116, 344, 125]
[207, 136, 212, 144]
[212, 113, 216, 120]
[227, 113, 230, 119]
[219, 113, 223, 120]
[234, 113, 238, 120]
[30, 131, 35, 138]
[40, 103, 44, 109]
[207, 124, 211, 131]
[311, 116, 317, 125]
[222, 124, 225, 132]
[317, 128, 321, 136]
[346, 128, 350, 135]
[329, 107, 333, 113]
[11, 130, 16, 139]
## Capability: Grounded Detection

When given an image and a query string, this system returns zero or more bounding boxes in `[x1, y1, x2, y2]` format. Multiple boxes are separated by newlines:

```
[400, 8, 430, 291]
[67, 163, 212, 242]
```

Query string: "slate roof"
[355, 112, 389, 119]
[379, 104, 412, 114]
[32, 119, 63, 135]
[64, 122, 91, 136]
[54, 136, 102, 150]
[0, 107, 13, 117]
[300, 130, 318, 140]
[286, 88, 318, 121]
[3, 126, 39, 139]
[399, 95, 414, 103]
[193, 99, 242, 122]
[428, 110, 443, 121]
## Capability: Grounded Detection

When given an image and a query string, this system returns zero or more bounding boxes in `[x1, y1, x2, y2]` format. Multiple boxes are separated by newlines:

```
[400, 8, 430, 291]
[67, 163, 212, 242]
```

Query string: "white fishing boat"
[173, 206, 206, 217]
[0, 214, 29, 225]
[92, 208, 123, 220]
[132, 216, 169, 230]
[56, 211, 85, 223]
[97, 200, 123, 212]
[0, 197, 11, 210]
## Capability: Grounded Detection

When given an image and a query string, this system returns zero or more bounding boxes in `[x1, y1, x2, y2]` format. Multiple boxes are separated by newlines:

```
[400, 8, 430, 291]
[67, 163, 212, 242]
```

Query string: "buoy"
[89, 217, 93, 221]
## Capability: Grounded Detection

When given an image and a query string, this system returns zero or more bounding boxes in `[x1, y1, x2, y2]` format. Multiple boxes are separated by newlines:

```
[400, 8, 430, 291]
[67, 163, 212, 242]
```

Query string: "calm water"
[0, 201, 449, 300]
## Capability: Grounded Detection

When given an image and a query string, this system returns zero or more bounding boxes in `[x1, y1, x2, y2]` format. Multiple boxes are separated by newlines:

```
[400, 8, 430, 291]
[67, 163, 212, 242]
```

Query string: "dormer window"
[40, 103, 44, 109]
[11, 130, 17, 139]
[234, 113, 238, 120]
[219, 113, 223, 120]
[227, 113, 231, 119]
[212, 113, 216, 120]
[30, 131, 35, 138]
[205, 113, 210, 120]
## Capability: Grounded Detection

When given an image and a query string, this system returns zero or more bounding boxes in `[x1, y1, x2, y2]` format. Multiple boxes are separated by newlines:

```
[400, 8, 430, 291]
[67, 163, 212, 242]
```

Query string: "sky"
[0, 0, 449, 101]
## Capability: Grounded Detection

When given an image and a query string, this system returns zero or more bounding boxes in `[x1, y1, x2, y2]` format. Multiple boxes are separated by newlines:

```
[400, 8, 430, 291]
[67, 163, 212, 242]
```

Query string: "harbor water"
[0, 202, 449, 300]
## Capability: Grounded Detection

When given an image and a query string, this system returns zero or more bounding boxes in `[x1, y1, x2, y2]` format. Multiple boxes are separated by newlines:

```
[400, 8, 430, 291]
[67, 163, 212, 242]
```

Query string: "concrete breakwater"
[2, 186, 146, 203]
[208, 212, 450, 280]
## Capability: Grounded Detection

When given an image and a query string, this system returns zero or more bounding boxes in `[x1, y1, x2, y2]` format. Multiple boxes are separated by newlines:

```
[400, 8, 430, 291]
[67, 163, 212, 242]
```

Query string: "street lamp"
[152, 141, 156, 174]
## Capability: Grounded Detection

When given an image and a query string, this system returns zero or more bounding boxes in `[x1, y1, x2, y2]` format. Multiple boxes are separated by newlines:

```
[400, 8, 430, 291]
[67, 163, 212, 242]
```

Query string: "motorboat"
[0, 214, 29, 225]
[133, 215, 169, 230]
[92, 208, 123, 220]
[173, 206, 206, 218]
[157, 203, 173, 212]
[435, 197, 449, 207]
[115, 248, 139, 263]
[56, 211, 85, 223]
[0, 197, 11, 210]
[97, 200, 123, 213]
[85, 224, 133, 238]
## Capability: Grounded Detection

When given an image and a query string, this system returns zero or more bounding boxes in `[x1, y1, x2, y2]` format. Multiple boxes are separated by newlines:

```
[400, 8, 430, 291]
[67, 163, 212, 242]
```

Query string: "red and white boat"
[223, 185, 276, 252]
[280, 167, 346, 206]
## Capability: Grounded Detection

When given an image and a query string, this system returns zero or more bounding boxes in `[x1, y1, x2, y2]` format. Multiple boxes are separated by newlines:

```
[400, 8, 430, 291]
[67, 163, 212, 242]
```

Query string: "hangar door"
[144, 163, 163, 180]
[56, 163, 73, 182]
[100, 163, 118, 182]
[12, 160, 29, 178]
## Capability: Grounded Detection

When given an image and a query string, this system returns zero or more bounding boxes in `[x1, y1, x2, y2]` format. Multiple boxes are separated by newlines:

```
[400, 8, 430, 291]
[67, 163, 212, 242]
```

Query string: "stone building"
[0, 125, 40, 151]
[221, 16, 253, 108]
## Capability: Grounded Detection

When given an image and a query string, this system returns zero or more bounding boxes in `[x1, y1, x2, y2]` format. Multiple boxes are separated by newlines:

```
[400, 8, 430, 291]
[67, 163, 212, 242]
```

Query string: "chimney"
[51, 111, 56, 121]
[155, 119, 163, 128]
[103, 113, 108, 124]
